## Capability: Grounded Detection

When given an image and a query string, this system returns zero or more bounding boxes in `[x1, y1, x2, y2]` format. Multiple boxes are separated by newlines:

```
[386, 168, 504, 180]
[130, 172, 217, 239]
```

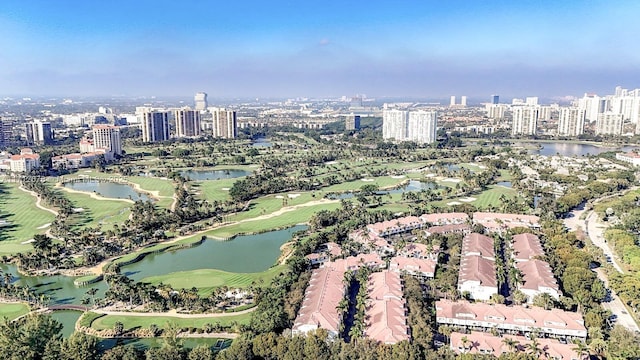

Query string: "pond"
[122, 225, 308, 280]
[496, 181, 512, 188]
[98, 337, 231, 352]
[518, 142, 637, 157]
[0, 226, 307, 306]
[252, 137, 272, 147]
[327, 180, 437, 199]
[64, 181, 150, 201]
[50, 310, 83, 338]
[180, 169, 251, 181]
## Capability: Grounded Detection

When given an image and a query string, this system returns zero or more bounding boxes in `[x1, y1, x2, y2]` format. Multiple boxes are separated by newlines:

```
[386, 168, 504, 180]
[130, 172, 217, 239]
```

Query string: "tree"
[502, 337, 519, 353]
[101, 345, 143, 360]
[187, 345, 214, 360]
[59, 332, 99, 360]
[572, 340, 589, 359]
[113, 321, 124, 336]
[0, 313, 63, 360]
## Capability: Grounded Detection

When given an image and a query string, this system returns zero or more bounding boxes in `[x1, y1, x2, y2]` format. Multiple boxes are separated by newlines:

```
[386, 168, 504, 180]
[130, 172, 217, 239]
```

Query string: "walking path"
[564, 197, 640, 333]
[18, 186, 59, 216]
[93, 306, 256, 318]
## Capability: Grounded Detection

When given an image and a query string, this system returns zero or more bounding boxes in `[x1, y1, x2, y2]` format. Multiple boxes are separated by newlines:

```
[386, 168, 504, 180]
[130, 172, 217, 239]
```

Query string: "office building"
[174, 108, 201, 138]
[212, 109, 237, 139]
[595, 112, 623, 136]
[491, 95, 499, 104]
[92, 125, 122, 156]
[141, 111, 170, 143]
[0, 118, 14, 146]
[450, 96, 456, 106]
[345, 114, 361, 131]
[25, 121, 53, 145]
[194, 92, 208, 111]
[460, 96, 467, 107]
[557, 107, 585, 136]
[511, 106, 539, 136]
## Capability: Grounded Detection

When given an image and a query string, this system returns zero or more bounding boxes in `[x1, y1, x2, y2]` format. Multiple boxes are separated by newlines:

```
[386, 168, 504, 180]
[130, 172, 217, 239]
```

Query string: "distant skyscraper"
[174, 108, 201, 137]
[557, 107, 586, 136]
[92, 125, 122, 156]
[383, 109, 437, 144]
[25, 121, 53, 145]
[596, 112, 623, 136]
[461, 96, 467, 107]
[577, 94, 605, 122]
[349, 96, 363, 109]
[525, 97, 539, 106]
[511, 106, 539, 136]
[0, 117, 14, 146]
[491, 95, 499, 104]
[450, 96, 456, 106]
[212, 109, 237, 138]
[141, 111, 170, 143]
[485, 104, 505, 119]
[345, 114, 361, 131]
[194, 92, 208, 111]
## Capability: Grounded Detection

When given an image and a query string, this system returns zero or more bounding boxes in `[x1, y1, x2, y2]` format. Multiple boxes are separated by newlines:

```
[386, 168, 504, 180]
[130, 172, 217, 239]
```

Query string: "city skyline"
[1, 1, 639, 98]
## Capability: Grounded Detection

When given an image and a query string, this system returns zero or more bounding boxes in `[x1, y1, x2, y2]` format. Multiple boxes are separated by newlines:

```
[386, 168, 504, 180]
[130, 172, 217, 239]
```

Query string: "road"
[565, 205, 640, 333]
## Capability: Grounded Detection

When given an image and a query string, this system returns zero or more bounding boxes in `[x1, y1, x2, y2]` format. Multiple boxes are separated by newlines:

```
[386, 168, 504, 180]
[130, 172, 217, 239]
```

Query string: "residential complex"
[9, 148, 40, 173]
[449, 332, 587, 359]
[92, 125, 122, 156]
[194, 92, 208, 111]
[382, 109, 438, 144]
[557, 107, 585, 136]
[211, 108, 237, 139]
[595, 112, 623, 136]
[511, 106, 539, 136]
[174, 108, 201, 138]
[345, 114, 360, 131]
[141, 110, 170, 143]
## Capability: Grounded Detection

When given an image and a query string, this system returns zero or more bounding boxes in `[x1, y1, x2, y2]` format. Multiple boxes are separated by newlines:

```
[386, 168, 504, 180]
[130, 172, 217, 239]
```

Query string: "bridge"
[47, 304, 90, 312]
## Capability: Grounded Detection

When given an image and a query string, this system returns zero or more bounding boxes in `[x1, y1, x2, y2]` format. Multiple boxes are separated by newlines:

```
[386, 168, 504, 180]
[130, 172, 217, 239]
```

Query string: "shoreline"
[56, 182, 136, 204]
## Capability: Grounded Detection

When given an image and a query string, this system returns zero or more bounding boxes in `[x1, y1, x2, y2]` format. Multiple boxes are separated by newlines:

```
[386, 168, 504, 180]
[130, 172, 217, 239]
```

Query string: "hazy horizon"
[1, 1, 638, 99]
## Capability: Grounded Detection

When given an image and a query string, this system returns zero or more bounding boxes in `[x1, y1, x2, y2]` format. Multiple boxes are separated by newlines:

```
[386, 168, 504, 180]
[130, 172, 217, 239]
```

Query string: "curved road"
[565, 205, 639, 333]
[93, 306, 256, 318]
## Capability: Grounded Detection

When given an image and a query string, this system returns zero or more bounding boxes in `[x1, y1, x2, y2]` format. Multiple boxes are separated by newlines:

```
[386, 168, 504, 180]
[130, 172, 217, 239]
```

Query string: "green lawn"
[63, 191, 131, 230]
[469, 186, 517, 208]
[0, 184, 56, 254]
[90, 312, 251, 331]
[322, 176, 407, 192]
[141, 266, 284, 296]
[195, 178, 240, 203]
[0, 303, 30, 321]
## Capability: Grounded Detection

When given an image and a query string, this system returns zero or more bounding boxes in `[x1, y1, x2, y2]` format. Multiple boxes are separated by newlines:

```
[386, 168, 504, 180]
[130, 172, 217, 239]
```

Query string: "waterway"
[180, 169, 251, 181]
[517, 142, 638, 157]
[252, 137, 272, 147]
[64, 181, 150, 201]
[328, 180, 437, 199]
[51, 310, 83, 338]
[0, 225, 307, 307]
[122, 225, 308, 280]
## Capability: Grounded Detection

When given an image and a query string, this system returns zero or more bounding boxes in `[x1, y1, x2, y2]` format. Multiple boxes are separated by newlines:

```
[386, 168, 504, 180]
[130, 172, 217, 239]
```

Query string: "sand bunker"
[288, 193, 301, 199]
[37, 223, 51, 229]
[447, 201, 462, 206]
[361, 178, 375, 182]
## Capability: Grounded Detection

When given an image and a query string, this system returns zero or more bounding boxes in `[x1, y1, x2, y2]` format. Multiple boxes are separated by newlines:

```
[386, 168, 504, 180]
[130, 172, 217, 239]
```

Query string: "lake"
[518, 142, 637, 157]
[64, 181, 150, 201]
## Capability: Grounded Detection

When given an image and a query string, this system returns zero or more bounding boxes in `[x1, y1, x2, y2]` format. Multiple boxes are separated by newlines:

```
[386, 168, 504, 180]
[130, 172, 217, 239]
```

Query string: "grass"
[320, 175, 407, 192]
[78, 311, 105, 328]
[63, 190, 131, 230]
[90, 312, 251, 331]
[470, 185, 517, 208]
[195, 178, 240, 203]
[0, 302, 30, 321]
[0, 183, 56, 254]
[140, 266, 284, 296]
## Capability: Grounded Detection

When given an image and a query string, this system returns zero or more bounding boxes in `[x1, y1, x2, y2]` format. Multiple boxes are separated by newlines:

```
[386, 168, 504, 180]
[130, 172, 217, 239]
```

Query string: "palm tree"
[572, 339, 589, 359]
[86, 288, 98, 308]
[502, 337, 519, 353]
[526, 337, 542, 358]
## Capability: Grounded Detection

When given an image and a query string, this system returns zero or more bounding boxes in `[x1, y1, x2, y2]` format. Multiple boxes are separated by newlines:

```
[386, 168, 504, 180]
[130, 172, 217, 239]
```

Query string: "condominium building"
[92, 125, 122, 156]
[141, 111, 170, 143]
[211, 109, 237, 139]
[511, 106, 539, 136]
[595, 112, 623, 136]
[557, 107, 586, 136]
[458, 255, 498, 301]
[194, 92, 208, 111]
[382, 109, 437, 144]
[577, 93, 606, 122]
[449, 332, 587, 359]
[345, 114, 361, 131]
[485, 104, 505, 120]
[516, 259, 562, 302]
[25, 121, 53, 145]
[616, 151, 640, 166]
[174, 108, 201, 138]
[9, 148, 40, 173]
[364, 271, 410, 344]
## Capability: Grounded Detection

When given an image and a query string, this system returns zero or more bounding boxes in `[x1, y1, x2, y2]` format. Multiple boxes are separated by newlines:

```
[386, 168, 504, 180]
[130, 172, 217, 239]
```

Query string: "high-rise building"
[596, 112, 623, 136]
[0, 117, 14, 146]
[408, 111, 438, 144]
[141, 111, 170, 143]
[194, 92, 208, 111]
[383, 109, 437, 144]
[212, 109, 237, 138]
[461, 96, 467, 107]
[511, 106, 539, 136]
[557, 108, 586, 137]
[525, 97, 539, 106]
[485, 104, 505, 119]
[92, 125, 122, 156]
[25, 121, 53, 145]
[577, 94, 605, 122]
[491, 95, 499, 104]
[345, 114, 361, 131]
[174, 108, 201, 137]
[382, 109, 408, 142]
[450, 96, 456, 107]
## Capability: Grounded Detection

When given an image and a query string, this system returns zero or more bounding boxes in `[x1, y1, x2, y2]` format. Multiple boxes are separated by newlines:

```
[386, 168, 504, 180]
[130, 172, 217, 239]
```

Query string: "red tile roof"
[462, 233, 495, 259]
[365, 271, 409, 344]
[516, 259, 561, 294]
[293, 266, 346, 335]
[459, 255, 496, 287]
[512, 233, 544, 261]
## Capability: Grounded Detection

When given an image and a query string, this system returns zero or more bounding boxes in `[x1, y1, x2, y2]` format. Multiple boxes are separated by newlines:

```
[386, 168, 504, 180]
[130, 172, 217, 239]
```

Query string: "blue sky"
[0, 0, 638, 98]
